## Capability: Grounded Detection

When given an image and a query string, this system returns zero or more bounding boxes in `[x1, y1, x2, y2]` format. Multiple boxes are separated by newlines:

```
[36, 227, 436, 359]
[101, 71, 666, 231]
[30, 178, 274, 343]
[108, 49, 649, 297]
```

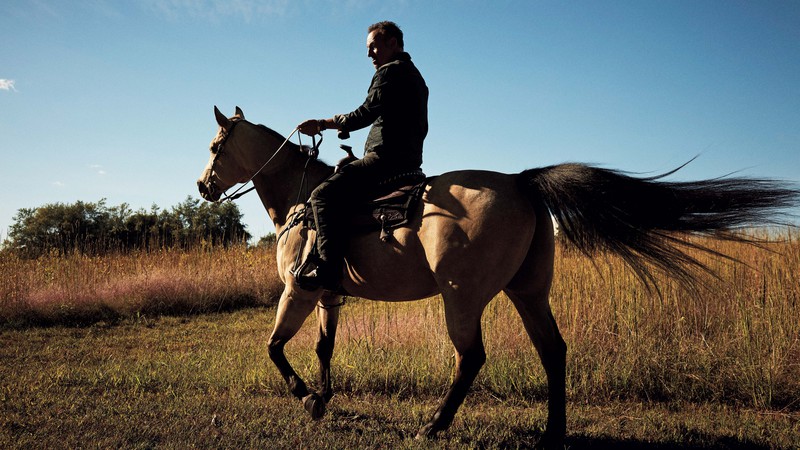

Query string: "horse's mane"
[252, 121, 334, 172]
[254, 122, 293, 144]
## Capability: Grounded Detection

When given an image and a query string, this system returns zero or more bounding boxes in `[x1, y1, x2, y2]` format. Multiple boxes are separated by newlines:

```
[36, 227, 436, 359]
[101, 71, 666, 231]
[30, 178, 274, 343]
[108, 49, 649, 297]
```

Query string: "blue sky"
[2, 0, 799, 240]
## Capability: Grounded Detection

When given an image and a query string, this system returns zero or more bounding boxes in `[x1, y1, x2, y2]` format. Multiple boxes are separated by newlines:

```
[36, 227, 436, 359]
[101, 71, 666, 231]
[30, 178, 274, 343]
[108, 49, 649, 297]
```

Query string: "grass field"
[1, 233, 799, 448]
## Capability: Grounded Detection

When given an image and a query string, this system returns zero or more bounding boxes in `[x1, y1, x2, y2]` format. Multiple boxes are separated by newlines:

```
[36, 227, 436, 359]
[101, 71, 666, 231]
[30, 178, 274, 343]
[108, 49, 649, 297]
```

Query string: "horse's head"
[197, 106, 252, 202]
[198, 106, 332, 206]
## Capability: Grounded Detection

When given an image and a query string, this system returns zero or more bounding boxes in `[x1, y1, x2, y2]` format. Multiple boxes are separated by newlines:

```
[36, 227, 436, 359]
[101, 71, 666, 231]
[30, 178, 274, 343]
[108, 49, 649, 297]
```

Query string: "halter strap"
[217, 126, 301, 203]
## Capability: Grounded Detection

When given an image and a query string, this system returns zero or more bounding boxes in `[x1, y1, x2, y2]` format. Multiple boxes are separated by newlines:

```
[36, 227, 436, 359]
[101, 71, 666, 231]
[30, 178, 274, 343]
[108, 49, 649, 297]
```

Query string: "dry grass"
[295, 233, 799, 410]
[549, 235, 800, 409]
[1, 232, 799, 447]
[0, 245, 283, 326]
[2, 307, 798, 449]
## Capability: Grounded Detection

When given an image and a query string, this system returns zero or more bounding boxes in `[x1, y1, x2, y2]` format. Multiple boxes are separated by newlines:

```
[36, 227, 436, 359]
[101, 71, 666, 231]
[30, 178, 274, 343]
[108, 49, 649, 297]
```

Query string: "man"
[296, 21, 429, 291]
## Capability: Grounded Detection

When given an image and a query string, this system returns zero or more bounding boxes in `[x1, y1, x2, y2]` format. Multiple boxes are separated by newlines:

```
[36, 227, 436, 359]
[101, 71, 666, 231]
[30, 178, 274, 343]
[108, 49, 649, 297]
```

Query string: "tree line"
[3, 197, 253, 257]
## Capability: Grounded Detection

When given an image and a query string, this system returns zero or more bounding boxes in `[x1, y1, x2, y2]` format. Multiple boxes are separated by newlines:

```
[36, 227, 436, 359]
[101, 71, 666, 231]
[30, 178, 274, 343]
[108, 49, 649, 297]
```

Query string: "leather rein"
[213, 120, 321, 204]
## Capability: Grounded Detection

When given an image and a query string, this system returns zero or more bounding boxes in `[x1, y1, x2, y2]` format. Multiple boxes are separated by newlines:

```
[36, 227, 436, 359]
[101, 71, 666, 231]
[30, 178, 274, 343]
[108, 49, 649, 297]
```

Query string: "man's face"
[366, 30, 398, 69]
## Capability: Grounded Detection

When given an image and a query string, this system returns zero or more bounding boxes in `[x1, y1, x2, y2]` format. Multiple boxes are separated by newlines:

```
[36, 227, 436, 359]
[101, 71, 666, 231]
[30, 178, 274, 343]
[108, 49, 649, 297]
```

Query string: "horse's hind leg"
[267, 288, 325, 418]
[501, 203, 566, 448]
[506, 289, 566, 448]
[416, 291, 488, 439]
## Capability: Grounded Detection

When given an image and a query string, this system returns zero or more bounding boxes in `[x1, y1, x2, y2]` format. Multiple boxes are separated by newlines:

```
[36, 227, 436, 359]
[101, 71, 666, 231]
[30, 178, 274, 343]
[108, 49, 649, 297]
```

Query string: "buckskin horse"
[197, 106, 798, 448]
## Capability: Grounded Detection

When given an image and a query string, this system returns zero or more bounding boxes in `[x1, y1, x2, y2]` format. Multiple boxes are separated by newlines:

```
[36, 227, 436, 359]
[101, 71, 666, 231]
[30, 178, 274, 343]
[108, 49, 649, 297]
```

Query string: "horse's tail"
[517, 162, 800, 289]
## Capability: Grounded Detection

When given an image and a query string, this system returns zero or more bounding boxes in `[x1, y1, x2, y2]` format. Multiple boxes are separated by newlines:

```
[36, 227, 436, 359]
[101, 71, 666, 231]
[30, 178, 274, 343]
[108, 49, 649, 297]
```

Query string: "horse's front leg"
[267, 287, 321, 416]
[315, 293, 342, 404]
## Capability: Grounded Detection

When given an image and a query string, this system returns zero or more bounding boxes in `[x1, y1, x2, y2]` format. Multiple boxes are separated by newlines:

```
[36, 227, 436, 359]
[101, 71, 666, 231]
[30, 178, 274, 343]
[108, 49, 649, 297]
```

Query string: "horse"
[197, 106, 798, 448]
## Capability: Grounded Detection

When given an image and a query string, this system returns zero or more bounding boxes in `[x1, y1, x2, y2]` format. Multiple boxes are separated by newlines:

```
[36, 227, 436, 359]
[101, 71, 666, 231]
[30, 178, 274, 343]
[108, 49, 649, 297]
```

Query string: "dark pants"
[309, 153, 404, 272]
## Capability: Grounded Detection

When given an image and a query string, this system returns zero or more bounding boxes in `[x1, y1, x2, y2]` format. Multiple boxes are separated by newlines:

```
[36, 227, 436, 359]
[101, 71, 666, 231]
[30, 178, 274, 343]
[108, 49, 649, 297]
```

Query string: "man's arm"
[298, 69, 388, 137]
[297, 118, 339, 136]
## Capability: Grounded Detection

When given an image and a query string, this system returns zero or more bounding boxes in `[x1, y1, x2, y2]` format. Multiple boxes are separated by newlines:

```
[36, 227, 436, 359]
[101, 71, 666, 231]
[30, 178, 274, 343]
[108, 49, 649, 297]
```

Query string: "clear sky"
[2, 0, 799, 240]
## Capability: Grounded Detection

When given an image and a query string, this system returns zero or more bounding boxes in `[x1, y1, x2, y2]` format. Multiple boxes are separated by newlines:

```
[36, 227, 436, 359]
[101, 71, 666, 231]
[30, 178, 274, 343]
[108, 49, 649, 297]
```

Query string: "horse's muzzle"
[197, 179, 220, 202]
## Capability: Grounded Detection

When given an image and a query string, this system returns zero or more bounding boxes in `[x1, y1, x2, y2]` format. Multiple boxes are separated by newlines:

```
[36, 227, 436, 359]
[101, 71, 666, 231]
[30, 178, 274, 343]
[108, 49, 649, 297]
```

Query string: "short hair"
[368, 21, 404, 49]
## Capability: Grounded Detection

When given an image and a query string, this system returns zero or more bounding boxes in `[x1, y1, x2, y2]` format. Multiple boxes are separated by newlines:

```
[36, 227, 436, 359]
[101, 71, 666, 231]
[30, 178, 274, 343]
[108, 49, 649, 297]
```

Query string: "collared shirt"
[334, 52, 428, 170]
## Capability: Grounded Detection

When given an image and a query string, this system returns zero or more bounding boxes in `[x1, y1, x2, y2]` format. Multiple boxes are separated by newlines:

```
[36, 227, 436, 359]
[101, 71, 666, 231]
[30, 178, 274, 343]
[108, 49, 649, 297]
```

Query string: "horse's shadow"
[564, 433, 776, 450]
[328, 407, 779, 449]
[489, 423, 780, 450]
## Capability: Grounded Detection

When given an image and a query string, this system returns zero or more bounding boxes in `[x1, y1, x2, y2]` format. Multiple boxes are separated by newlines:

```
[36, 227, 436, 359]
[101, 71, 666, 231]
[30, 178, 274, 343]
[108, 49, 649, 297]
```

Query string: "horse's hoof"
[414, 422, 437, 440]
[302, 393, 326, 420]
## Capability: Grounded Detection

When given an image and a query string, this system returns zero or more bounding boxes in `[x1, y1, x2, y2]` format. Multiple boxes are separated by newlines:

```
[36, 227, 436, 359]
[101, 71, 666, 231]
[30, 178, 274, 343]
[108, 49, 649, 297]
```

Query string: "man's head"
[367, 21, 404, 69]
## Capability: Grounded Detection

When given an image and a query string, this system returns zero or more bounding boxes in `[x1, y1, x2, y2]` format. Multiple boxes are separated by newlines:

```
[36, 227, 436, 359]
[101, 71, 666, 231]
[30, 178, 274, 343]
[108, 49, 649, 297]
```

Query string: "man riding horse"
[198, 21, 799, 448]
[296, 21, 429, 292]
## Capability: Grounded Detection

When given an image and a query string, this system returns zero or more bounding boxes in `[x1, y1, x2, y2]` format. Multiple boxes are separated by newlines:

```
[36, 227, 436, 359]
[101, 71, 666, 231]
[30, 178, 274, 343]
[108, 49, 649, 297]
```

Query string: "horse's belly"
[343, 230, 438, 301]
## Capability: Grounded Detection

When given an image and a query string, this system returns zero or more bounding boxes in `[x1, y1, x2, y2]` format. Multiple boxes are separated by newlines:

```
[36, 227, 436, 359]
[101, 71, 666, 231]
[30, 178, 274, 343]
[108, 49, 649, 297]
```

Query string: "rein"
[215, 123, 306, 204]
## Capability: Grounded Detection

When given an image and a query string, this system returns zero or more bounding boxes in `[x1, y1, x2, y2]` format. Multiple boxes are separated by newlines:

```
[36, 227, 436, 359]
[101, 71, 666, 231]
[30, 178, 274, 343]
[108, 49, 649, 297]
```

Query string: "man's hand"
[298, 119, 323, 136]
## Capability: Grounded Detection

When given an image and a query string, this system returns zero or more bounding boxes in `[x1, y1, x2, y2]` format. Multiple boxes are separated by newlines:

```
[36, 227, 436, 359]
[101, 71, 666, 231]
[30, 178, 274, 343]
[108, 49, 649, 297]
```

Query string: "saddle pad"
[358, 181, 427, 232]
[280, 177, 431, 243]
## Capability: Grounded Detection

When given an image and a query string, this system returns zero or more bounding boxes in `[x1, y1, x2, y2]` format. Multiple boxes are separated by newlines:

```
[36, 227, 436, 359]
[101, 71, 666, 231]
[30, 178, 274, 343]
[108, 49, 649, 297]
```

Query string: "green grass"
[2, 308, 798, 449]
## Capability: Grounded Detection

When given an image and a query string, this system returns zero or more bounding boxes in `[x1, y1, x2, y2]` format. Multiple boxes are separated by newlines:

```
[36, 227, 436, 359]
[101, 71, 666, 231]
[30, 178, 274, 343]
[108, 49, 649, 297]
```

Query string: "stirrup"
[292, 255, 341, 292]
[291, 254, 319, 289]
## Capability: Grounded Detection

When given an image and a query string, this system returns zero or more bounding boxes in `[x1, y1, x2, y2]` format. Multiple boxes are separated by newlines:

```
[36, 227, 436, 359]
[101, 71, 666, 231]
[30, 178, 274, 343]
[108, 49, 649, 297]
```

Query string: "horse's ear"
[234, 106, 245, 119]
[214, 106, 231, 129]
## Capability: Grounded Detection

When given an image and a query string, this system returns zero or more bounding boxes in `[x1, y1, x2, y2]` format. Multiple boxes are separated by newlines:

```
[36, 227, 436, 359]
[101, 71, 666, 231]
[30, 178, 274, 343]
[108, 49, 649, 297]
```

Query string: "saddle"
[281, 170, 430, 244]
[285, 170, 429, 294]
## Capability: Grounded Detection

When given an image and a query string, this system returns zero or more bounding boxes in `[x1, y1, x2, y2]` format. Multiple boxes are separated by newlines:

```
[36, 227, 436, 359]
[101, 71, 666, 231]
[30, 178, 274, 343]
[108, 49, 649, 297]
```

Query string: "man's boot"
[294, 254, 342, 292]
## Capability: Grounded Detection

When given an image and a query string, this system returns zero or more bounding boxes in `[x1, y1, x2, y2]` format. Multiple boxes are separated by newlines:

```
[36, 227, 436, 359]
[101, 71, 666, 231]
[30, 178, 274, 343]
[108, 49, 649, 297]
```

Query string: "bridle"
[210, 119, 303, 204]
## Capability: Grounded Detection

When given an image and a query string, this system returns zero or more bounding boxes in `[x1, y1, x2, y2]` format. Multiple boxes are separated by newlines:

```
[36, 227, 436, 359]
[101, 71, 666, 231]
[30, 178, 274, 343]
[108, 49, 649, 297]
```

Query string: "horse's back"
[423, 170, 531, 220]
[343, 169, 546, 301]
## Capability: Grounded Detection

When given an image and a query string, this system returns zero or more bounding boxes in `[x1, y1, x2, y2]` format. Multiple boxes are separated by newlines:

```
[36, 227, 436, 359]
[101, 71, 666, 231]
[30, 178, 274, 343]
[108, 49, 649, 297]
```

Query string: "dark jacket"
[334, 52, 428, 170]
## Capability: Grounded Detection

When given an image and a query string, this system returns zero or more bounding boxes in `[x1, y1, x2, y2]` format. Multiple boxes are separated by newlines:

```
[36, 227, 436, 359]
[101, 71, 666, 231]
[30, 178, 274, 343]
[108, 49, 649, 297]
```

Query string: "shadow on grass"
[327, 406, 780, 450]
[476, 417, 783, 450]
[564, 433, 776, 450]
[489, 429, 778, 450]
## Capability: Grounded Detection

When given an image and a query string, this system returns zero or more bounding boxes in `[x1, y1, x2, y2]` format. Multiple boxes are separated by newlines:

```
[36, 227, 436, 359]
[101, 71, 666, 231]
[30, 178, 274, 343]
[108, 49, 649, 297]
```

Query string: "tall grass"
[549, 233, 800, 409]
[1, 231, 798, 411]
[287, 232, 800, 410]
[0, 245, 282, 326]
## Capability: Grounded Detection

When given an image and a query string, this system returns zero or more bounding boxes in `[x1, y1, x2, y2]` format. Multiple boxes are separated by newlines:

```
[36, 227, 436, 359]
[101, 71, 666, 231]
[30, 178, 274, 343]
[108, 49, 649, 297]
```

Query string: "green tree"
[4, 197, 251, 257]
[7, 200, 111, 256]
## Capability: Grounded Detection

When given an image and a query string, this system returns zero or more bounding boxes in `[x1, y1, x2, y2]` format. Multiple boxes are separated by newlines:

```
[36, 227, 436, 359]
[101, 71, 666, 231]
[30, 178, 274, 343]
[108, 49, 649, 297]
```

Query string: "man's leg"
[297, 155, 391, 291]
[302, 172, 350, 290]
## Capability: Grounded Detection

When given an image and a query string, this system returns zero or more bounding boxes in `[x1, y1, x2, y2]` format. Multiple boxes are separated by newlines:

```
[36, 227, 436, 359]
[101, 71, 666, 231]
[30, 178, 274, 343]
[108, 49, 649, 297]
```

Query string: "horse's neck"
[252, 154, 331, 231]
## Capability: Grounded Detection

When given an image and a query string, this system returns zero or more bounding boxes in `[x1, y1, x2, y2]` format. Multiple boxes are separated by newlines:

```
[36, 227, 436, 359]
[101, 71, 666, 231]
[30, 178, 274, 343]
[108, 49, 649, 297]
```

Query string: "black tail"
[517, 163, 800, 289]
